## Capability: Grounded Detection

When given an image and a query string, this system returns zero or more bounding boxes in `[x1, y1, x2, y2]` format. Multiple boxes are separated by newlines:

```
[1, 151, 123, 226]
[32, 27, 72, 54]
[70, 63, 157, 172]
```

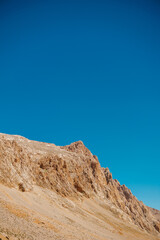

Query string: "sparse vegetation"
[18, 183, 25, 192]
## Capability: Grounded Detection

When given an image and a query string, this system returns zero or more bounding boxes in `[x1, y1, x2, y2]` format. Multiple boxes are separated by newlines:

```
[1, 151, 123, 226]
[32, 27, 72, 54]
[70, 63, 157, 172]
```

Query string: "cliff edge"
[0, 133, 159, 240]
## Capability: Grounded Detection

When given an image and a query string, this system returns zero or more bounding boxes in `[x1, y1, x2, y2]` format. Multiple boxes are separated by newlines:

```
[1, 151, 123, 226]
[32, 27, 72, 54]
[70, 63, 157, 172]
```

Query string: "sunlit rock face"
[0, 133, 159, 240]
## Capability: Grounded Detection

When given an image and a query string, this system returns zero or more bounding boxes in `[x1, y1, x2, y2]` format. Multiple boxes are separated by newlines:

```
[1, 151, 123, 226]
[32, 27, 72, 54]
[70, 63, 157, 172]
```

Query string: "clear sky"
[0, 0, 160, 210]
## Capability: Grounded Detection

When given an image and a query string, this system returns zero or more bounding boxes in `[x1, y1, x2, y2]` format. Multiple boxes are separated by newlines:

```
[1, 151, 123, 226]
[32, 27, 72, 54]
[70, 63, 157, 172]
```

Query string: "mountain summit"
[0, 133, 159, 240]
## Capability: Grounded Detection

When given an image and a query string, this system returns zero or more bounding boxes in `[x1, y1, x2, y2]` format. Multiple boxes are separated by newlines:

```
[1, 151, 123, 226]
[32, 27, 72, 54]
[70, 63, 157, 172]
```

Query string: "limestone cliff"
[0, 133, 159, 239]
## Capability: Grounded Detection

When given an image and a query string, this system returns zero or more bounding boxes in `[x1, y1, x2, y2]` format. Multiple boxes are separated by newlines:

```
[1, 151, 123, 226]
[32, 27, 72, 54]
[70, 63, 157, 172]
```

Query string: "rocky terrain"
[0, 133, 159, 240]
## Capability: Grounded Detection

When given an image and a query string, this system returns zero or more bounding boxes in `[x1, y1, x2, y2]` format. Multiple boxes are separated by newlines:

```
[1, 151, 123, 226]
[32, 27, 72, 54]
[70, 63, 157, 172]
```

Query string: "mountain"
[0, 133, 159, 240]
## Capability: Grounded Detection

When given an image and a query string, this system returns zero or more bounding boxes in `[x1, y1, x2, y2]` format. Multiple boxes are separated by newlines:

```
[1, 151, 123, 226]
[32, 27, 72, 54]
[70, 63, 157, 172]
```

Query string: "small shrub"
[18, 183, 25, 192]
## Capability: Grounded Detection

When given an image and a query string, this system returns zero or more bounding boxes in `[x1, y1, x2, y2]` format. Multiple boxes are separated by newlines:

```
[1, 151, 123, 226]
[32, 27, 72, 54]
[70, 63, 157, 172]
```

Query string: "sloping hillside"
[0, 133, 159, 240]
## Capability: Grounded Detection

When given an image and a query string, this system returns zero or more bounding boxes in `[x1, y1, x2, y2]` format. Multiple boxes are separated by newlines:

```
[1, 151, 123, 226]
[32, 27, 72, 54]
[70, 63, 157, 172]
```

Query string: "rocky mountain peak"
[0, 133, 159, 239]
[61, 140, 93, 157]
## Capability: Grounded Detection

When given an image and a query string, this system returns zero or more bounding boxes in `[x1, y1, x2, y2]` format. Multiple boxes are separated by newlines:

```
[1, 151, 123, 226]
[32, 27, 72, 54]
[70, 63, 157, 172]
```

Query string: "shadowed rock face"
[0, 133, 159, 236]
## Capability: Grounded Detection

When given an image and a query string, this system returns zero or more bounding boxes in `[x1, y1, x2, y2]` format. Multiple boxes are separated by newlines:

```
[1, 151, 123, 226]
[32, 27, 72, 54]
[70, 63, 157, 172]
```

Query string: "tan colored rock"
[0, 133, 159, 240]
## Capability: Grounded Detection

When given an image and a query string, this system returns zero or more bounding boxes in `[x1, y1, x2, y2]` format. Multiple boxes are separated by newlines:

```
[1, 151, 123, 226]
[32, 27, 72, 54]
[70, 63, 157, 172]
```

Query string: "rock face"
[0, 133, 159, 239]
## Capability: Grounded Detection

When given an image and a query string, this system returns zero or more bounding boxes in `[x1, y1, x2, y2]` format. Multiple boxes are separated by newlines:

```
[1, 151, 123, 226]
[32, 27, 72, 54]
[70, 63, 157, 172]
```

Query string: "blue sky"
[0, 0, 160, 209]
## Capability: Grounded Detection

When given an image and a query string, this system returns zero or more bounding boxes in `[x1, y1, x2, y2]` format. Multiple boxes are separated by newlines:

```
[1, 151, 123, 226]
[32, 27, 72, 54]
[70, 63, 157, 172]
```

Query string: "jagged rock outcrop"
[0, 133, 159, 236]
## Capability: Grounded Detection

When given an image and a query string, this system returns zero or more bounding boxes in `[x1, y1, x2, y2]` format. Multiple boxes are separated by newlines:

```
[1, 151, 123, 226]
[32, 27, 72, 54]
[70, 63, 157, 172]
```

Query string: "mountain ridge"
[0, 133, 159, 240]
